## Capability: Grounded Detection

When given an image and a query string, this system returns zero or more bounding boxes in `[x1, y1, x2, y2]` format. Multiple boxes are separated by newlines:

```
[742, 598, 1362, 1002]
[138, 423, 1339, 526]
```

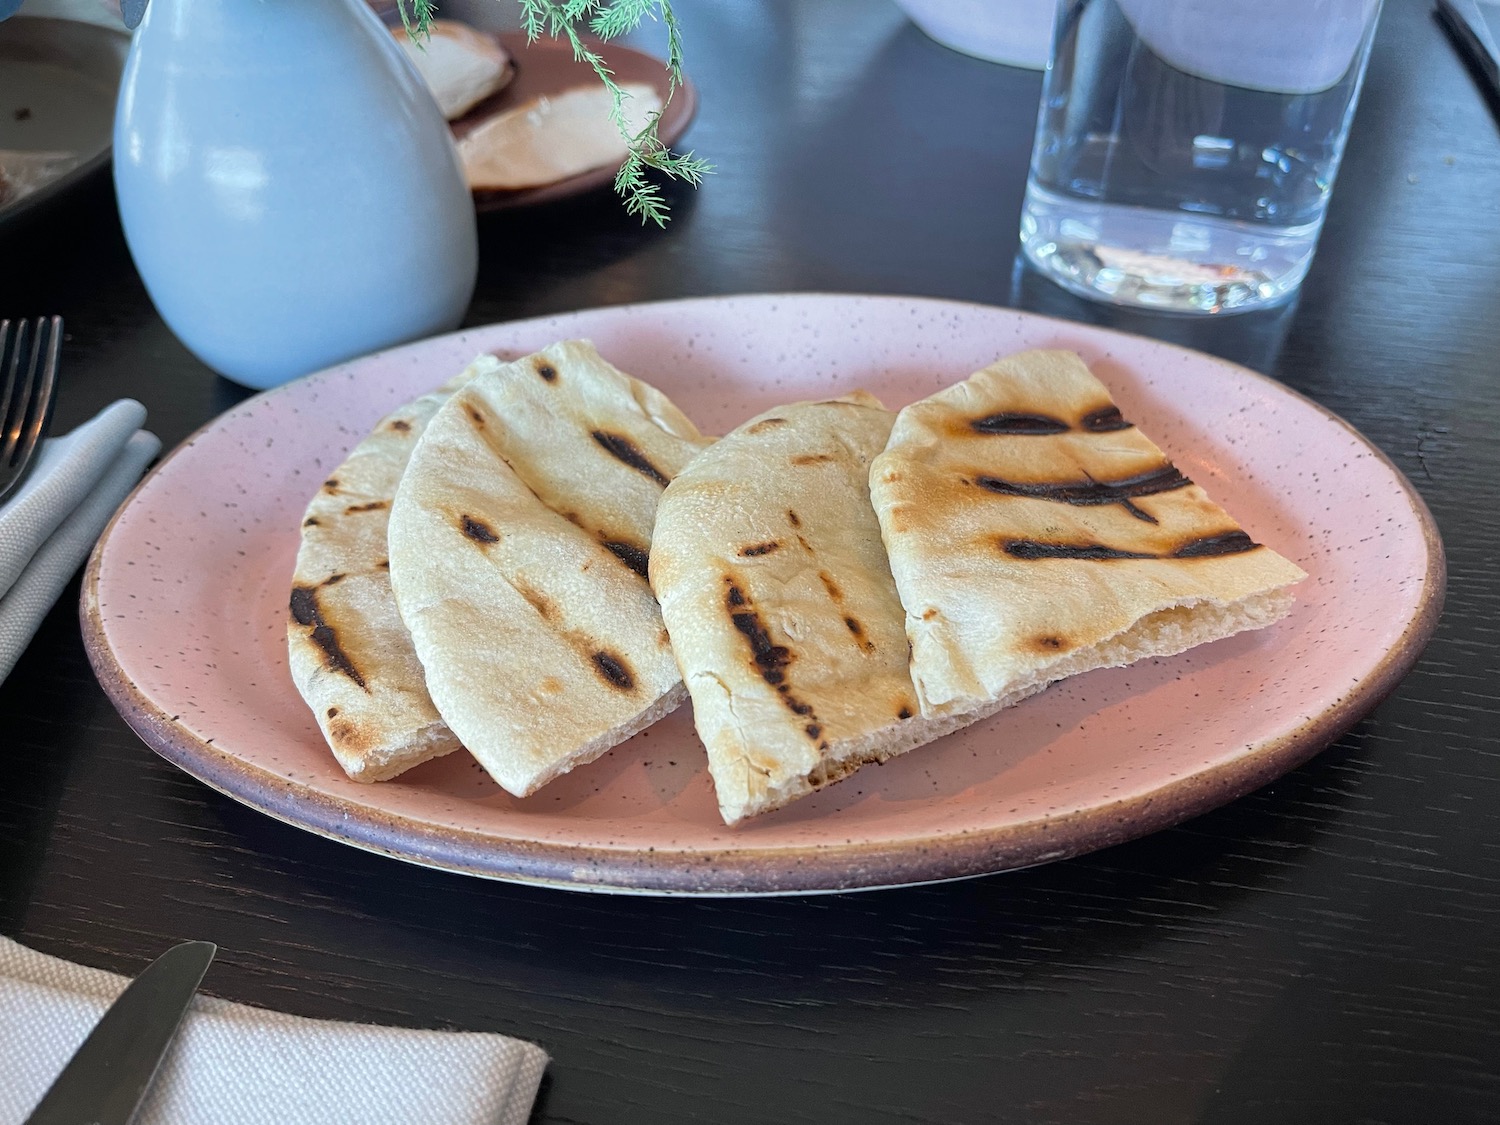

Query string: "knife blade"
[23, 941, 217, 1125]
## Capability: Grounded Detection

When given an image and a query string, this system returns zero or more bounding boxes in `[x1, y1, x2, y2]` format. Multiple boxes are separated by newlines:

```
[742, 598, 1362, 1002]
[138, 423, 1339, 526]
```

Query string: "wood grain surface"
[3, 1, 1498, 1121]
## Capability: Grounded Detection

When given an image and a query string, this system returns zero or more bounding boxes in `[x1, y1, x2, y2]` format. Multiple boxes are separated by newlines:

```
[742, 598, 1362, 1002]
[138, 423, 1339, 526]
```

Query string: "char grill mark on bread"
[1082, 406, 1132, 432]
[602, 539, 652, 578]
[289, 585, 367, 691]
[722, 577, 819, 726]
[972, 463, 1192, 523]
[970, 412, 1072, 435]
[592, 651, 637, 692]
[591, 430, 673, 488]
[967, 403, 1133, 436]
[1000, 530, 1259, 561]
[460, 514, 500, 544]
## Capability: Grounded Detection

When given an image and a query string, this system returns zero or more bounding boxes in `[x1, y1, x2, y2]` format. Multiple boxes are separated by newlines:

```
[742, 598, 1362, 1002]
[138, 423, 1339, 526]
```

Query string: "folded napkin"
[0, 936, 549, 1125]
[0, 400, 159, 683]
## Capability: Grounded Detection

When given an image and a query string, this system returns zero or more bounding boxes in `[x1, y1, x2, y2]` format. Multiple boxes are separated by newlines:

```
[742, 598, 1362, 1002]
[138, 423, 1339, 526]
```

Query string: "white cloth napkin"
[0, 936, 549, 1125]
[0, 399, 159, 683]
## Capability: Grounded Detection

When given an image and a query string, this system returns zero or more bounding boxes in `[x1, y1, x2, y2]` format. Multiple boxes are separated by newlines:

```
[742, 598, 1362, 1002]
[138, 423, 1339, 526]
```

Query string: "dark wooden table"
[4, 1, 1498, 1121]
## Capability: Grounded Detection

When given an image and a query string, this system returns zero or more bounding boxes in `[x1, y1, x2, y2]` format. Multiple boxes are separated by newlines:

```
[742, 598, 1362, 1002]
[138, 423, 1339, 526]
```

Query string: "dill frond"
[398, 0, 434, 40]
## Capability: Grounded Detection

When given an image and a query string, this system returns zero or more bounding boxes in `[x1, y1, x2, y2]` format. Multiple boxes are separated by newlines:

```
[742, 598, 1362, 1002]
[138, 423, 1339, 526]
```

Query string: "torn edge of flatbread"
[652, 393, 967, 824]
[870, 349, 1309, 724]
[387, 341, 711, 797]
[287, 369, 477, 782]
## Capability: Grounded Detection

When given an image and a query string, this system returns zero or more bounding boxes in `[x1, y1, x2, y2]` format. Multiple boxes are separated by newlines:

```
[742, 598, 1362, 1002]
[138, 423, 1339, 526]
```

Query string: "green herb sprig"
[399, 0, 710, 225]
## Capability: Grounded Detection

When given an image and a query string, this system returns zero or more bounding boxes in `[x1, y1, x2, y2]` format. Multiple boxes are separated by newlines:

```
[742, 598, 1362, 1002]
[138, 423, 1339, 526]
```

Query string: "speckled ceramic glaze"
[81, 295, 1446, 895]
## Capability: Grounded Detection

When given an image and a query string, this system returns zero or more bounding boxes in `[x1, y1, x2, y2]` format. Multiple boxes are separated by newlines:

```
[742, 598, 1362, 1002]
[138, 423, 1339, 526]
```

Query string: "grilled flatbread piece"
[387, 341, 712, 796]
[870, 349, 1308, 721]
[652, 394, 966, 825]
[288, 370, 475, 782]
[457, 82, 662, 191]
[393, 20, 514, 121]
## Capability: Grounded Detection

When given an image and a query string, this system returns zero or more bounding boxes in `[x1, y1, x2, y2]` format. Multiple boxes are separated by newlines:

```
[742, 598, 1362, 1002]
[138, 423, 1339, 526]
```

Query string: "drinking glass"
[1020, 0, 1383, 313]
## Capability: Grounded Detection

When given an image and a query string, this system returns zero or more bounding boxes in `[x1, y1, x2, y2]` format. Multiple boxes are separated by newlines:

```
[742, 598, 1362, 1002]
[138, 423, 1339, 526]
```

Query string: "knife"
[23, 941, 217, 1125]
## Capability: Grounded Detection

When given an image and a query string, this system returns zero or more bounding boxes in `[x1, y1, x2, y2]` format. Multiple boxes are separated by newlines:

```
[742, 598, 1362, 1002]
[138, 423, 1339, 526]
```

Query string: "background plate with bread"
[393, 20, 697, 212]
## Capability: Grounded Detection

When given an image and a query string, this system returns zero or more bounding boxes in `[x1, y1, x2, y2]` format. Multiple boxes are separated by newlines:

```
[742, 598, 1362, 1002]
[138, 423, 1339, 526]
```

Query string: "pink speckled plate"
[81, 295, 1445, 895]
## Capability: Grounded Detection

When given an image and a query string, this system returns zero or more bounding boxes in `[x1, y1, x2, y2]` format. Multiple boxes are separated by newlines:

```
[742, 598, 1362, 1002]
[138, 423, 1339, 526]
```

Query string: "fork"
[0, 316, 62, 506]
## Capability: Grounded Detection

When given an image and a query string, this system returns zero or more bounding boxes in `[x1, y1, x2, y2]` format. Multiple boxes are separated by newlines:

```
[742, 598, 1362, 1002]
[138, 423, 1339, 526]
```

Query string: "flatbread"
[652, 394, 966, 824]
[287, 370, 475, 782]
[393, 20, 514, 121]
[457, 82, 662, 190]
[869, 349, 1309, 720]
[387, 341, 712, 796]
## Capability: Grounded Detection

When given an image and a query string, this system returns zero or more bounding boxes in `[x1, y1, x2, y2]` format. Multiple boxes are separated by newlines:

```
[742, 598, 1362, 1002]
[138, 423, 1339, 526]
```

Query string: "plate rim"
[0, 15, 129, 226]
[79, 292, 1448, 895]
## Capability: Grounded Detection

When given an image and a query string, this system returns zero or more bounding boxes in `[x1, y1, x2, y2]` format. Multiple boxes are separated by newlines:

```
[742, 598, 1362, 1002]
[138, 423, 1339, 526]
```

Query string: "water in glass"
[1021, 0, 1382, 313]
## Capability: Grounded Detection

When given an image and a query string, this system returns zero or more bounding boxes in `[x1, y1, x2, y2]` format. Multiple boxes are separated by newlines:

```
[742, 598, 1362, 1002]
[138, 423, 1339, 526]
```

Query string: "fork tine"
[0, 320, 19, 454]
[0, 318, 63, 505]
[11, 317, 62, 470]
